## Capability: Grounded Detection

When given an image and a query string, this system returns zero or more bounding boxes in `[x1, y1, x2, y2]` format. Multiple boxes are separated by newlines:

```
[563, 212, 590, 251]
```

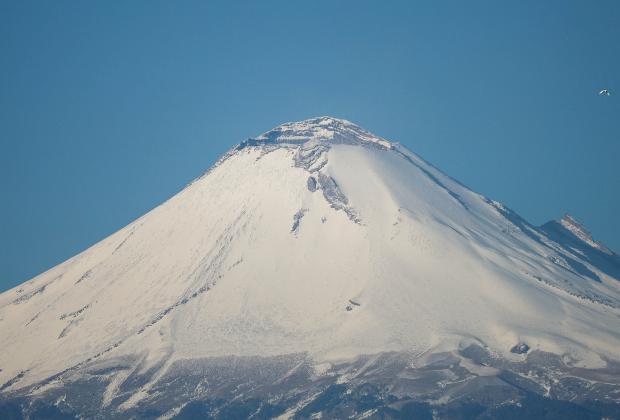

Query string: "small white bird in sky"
[599, 89, 611, 96]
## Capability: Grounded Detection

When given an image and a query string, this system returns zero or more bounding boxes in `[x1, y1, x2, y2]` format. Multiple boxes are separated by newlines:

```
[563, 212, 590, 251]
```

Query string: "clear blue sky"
[1, 1, 619, 291]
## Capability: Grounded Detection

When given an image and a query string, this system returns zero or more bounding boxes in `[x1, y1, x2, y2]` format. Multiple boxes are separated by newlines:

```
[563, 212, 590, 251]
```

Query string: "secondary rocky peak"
[559, 213, 611, 254]
[560, 214, 588, 233]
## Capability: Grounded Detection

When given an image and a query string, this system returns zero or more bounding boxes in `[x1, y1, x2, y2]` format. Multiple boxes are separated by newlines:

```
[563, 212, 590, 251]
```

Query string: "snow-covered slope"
[1, 117, 619, 417]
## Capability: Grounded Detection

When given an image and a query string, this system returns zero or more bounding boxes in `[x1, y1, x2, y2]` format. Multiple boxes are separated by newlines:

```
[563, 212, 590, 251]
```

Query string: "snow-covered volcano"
[1, 117, 619, 418]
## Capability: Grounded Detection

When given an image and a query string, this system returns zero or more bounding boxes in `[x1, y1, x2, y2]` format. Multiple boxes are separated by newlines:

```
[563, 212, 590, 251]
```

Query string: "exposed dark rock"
[12, 284, 47, 305]
[307, 176, 317, 192]
[60, 305, 90, 321]
[511, 342, 530, 354]
[345, 300, 360, 312]
[317, 173, 361, 223]
[74, 270, 92, 285]
[1, 352, 619, 419]
[0, 371, 26, 392]
[291, 209, 308, 235]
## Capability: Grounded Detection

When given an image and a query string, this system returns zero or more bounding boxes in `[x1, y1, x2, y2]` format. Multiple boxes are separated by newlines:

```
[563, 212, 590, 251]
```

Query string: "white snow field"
[1, 117, 619, 404]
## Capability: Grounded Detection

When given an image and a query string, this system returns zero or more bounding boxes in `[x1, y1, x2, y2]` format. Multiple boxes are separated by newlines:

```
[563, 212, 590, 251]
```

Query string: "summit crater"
[240, 116, 393, 149]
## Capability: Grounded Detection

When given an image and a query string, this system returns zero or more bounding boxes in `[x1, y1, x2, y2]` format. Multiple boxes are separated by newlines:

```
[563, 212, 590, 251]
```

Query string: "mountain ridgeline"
[1, 117, 619, 419]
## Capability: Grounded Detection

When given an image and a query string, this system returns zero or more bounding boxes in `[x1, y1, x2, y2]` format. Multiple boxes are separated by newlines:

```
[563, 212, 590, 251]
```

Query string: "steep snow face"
[1, 117, 620, 395]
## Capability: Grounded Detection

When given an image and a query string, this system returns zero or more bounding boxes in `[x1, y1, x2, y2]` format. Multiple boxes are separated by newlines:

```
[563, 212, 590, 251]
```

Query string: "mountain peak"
[247, 116, 393, 149]
[2, 118, 620, 417]
[559, 214, 611, 254]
